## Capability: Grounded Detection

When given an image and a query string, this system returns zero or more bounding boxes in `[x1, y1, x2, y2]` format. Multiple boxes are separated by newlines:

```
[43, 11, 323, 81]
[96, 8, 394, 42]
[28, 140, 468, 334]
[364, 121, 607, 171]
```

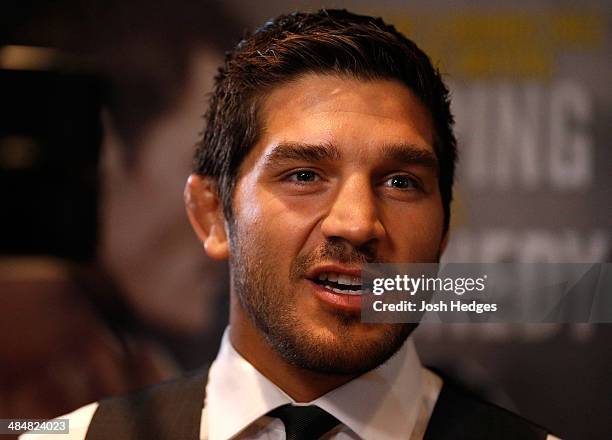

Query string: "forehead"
[253, 73, 435, 160]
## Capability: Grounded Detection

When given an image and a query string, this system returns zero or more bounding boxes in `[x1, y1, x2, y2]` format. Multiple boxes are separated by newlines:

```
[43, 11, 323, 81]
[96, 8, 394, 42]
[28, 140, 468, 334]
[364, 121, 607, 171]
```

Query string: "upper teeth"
[317, 272, 361, 286]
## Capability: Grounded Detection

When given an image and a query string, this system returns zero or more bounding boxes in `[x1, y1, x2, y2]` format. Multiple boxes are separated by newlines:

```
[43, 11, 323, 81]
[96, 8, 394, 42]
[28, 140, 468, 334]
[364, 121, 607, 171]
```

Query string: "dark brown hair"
[195, 9, 457, 231]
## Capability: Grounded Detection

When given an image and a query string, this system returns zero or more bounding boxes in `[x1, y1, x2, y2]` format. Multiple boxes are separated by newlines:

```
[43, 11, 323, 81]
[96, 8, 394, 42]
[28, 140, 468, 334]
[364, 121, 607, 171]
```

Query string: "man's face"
[229, 73, 446, 375]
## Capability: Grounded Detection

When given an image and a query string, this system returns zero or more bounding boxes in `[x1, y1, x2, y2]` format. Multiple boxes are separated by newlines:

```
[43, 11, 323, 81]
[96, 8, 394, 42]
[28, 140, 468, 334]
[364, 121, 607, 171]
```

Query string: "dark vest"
[85, 368, 549, 440]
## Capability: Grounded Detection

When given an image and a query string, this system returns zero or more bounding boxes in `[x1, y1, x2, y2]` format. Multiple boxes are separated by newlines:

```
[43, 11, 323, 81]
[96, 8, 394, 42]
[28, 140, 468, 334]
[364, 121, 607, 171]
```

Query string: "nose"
[320, 174, 385, 247]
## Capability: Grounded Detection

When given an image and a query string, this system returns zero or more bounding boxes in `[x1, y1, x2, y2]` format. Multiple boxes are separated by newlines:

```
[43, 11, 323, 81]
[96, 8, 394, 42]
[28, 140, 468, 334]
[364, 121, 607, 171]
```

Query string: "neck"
[229, 295, 358, 402]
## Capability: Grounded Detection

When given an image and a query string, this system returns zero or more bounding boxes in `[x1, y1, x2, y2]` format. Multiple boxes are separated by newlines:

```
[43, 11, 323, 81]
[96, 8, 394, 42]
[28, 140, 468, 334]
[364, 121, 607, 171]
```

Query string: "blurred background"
[0, 1, 610, 439]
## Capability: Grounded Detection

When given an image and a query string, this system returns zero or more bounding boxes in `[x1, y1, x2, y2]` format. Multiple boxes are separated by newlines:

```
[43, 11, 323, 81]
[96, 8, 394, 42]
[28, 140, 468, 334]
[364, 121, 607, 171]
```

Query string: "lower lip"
[308, 279, 363, 313]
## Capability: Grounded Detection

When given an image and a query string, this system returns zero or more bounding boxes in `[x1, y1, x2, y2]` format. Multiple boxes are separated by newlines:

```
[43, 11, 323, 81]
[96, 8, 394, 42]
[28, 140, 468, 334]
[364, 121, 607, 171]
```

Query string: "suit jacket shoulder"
[85, 368, 208, 440]
[424, 380, 550, 440]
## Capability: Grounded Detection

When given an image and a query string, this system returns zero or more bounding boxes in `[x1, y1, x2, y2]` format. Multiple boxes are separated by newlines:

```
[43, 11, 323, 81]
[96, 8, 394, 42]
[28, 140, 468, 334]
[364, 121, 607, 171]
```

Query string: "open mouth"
[311, 272, 363, 295]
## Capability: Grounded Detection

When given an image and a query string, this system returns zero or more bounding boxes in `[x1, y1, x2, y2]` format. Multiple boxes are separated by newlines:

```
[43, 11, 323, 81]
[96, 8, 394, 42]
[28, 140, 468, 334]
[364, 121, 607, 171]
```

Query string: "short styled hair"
[194, 9, 457, 231]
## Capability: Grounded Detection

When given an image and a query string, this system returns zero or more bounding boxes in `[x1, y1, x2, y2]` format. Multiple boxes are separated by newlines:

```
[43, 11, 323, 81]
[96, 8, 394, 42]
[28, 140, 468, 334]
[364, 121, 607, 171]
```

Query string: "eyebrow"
[262, 141, 341, 166]
[380, 143, 439, 172]
[262, 141, 438, 171]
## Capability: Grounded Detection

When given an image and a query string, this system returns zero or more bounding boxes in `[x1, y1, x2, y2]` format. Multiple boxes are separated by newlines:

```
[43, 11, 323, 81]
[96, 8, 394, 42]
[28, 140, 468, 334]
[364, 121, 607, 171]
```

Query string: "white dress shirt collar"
[206, 328, 425, 440]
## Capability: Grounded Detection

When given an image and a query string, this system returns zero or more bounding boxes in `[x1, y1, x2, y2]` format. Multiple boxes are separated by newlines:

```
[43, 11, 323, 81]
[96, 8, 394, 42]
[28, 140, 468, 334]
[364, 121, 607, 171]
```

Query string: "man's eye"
[384, 175, 421, 190]
[286, 170, 320, 183]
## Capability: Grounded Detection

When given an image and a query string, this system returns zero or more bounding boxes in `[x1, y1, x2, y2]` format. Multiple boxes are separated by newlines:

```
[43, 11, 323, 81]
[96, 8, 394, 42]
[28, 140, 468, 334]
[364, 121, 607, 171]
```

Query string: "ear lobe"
[184, 174, 229, 260]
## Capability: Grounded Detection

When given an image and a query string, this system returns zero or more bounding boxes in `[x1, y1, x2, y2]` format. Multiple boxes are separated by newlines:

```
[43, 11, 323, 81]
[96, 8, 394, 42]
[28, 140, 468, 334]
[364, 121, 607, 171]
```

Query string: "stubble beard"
[229, 227, 417, 376]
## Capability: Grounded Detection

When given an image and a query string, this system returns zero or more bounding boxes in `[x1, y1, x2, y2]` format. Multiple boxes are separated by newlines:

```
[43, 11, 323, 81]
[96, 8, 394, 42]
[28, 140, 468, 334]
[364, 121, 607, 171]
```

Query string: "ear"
[184, 174, 229, 260]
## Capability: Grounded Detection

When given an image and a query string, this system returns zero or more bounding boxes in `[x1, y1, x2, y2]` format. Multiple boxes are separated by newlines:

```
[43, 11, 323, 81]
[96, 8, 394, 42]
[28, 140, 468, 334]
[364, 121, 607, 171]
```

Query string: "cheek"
[232, 184, 320, 257]
[384, 200, 445, 260]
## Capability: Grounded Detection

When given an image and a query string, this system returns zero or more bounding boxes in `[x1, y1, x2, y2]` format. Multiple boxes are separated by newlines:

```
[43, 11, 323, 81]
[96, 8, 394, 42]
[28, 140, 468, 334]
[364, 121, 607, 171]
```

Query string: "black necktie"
[267, 404, 341, 440]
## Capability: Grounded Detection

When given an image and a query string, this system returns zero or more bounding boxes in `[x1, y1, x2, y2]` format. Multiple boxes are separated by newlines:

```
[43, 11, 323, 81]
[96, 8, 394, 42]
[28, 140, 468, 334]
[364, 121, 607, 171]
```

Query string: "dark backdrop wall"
[1, 1, 610, 439]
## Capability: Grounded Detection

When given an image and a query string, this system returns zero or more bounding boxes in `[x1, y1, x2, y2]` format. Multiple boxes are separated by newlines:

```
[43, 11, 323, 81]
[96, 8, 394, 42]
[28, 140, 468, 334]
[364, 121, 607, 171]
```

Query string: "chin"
[268, 319, 417, 376]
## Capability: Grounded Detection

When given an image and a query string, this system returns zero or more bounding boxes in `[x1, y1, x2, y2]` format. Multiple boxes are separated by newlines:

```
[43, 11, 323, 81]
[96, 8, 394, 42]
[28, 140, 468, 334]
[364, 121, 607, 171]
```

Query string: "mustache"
[291, 238, 383, 280]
